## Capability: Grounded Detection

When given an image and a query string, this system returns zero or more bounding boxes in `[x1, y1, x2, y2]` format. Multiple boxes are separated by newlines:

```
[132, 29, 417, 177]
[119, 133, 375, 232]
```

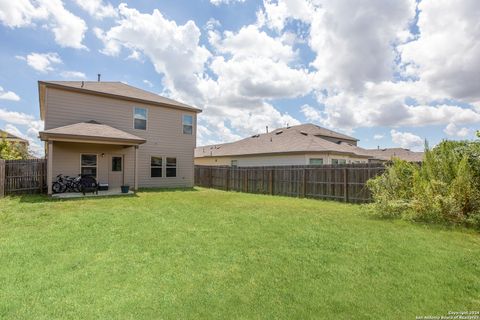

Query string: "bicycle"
[52, 174, 82, 193]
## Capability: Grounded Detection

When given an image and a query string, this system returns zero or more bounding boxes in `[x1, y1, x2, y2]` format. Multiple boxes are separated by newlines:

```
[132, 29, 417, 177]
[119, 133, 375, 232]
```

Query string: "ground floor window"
[331, 159, 347, 165]
[309, 158, 323, 165]
[166, 157, 177, 177]
[81, 154, 97, 177]
[231, 160, 238, 167]
[112, 156, 122, 171]
[151, 156, 162, 177]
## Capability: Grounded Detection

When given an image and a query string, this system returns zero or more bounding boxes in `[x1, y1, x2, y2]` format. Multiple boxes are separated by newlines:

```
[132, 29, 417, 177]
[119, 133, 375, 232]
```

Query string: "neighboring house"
[38, 81, 201, 195]
[195, 124, 373, 166]
[366, 148, 424, 162]
[0, 129, 29, 148]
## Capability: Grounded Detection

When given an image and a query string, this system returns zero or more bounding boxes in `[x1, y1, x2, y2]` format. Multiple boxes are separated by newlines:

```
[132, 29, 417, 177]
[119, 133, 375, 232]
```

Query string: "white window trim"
[150, 156, 163, 178]
[182, 114, 193, 135]
[133, 106, 148, 131]
[80, 153, 98, 179]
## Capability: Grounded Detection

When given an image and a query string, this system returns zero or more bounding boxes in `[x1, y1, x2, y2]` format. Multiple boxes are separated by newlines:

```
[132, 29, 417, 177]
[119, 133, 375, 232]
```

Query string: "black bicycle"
[52, 174, 82, 193]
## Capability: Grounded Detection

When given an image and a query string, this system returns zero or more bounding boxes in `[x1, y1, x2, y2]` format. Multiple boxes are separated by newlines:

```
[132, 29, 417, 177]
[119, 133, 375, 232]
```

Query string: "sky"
[0, 0, 479, 156]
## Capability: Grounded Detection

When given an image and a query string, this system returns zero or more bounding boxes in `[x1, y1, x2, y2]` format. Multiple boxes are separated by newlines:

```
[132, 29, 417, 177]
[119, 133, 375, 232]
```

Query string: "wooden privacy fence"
[195, 164, 386, 203]
[0, 159, 47, 197]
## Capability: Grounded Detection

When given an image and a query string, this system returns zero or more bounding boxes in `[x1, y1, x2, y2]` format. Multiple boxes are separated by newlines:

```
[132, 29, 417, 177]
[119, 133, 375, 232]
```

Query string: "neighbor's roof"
[0, 129, 28, 142]
[195, 124, 371, 158]
[277, 123, 359, 142]
[38, 81, 201, 119]
[39, 120, 146, 145]
[366, 148, 424, 162]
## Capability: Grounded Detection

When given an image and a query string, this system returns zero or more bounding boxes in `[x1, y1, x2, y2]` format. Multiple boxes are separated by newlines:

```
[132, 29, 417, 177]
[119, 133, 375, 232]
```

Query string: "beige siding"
[195, 153, 369, 167]
[46, 87, 196, 188]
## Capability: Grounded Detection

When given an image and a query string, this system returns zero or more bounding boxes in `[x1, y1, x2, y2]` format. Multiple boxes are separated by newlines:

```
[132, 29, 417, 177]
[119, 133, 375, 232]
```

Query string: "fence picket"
[1, 159, 47, 195]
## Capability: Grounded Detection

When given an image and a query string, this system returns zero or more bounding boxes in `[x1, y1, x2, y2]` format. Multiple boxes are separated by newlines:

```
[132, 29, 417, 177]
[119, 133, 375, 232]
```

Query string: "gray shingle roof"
[39, 121, 146, 144]
[195, 124, 371, 158]
[366, 148, 424, 162]
[272, 123, 359, 141]
[39, 81, 201, 113]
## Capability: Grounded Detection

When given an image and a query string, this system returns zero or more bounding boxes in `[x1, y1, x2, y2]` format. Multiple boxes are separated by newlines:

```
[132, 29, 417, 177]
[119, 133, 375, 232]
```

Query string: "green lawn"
[0, 188, 479, 319]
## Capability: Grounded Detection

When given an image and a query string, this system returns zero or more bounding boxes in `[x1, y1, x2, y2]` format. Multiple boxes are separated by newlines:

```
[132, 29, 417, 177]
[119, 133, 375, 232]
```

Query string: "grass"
[0, 188, 479, 319]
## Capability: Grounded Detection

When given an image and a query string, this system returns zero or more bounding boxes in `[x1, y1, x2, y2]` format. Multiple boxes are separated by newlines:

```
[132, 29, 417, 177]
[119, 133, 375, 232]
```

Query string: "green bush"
[367, 140, 480, 229]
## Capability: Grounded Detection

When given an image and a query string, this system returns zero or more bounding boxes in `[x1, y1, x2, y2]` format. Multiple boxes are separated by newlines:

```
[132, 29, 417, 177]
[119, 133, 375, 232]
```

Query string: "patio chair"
[79, 175, 99, 195]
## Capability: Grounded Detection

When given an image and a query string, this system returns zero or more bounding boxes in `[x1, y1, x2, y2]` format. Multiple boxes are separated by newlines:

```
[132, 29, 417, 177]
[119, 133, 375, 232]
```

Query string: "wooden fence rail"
[195, 164, 385, 203]
[0, 159, 47, 197]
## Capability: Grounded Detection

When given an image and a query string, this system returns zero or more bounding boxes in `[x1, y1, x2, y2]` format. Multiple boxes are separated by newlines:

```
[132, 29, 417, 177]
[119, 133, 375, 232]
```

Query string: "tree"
[0, 135, 29, 160]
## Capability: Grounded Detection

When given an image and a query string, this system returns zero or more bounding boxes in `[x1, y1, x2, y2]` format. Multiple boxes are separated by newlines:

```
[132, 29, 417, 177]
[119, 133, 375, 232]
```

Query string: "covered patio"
[39, 121, 146, 196]
[51, 187, 135, 199]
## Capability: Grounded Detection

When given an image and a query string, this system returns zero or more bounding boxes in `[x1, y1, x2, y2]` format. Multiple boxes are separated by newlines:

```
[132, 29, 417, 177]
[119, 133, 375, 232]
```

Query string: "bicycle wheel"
[52, 182, 67, 194]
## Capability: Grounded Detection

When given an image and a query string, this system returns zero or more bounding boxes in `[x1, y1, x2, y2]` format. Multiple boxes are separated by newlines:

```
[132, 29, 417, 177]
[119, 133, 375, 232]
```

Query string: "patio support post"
[47, 141, 53, 195]
[134, 146, 138, 191]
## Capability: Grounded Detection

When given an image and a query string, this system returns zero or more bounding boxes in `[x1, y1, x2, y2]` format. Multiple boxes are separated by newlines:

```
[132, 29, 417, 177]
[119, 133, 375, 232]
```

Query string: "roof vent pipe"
[266, 125, 269, 133]
[97, 74, 101, 82]
[81, 81, 84, 88]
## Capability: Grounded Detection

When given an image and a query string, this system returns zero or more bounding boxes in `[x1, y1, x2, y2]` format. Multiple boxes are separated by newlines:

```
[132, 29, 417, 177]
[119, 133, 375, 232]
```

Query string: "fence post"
[269, 169, 273, 195]
[302, 168, 307, 198]
[209, 167, 213, 188]
[225, 167, 230, 191]
[343, 167, 348, 203]
[0, 160, 4, 198]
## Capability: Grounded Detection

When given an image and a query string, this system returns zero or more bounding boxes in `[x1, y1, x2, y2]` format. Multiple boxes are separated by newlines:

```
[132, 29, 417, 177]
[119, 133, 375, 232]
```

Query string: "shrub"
[367, 139, 480, 229]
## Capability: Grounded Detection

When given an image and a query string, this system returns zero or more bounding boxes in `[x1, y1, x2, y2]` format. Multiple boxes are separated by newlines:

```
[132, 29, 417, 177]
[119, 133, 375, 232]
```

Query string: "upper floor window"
[134, 107, 147, 130]
[309, 158, 323, 165]
[183, 114, 193, 135]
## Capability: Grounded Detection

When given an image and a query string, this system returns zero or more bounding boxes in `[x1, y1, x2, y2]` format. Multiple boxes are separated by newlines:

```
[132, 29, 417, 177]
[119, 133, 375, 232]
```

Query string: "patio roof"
[39, 121, 146, 145]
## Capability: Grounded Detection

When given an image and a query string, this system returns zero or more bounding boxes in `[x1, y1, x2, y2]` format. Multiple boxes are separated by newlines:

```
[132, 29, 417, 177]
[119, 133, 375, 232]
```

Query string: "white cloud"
[399, 0, 480, 106]
[212, 25, 297, 63]
[16, 52, 62, 73]
[0, 0, 47, 27]
[300, 104, 322, 122]
[210, 0, 245, 6]
[308, 0, 416, 92]
[94, 4, 211, 101]
[0, 108, 43, 132]
[60, 71, 86, 79]
[0, 0, 87, 49]
[74, 0, 117, 19]
[373, 134, 384, 140]
[143, 80, 153, 88]
[95, 4, 305, 145]
[443, 123, 471, 139]
[0, 86, 20, 101]
[391, 129, 423, 150]
[205, 18, 221, 31]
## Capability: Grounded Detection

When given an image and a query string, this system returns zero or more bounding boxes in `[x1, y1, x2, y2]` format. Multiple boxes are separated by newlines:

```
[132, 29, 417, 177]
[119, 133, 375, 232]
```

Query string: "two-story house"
[38, 81, 201, 195]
